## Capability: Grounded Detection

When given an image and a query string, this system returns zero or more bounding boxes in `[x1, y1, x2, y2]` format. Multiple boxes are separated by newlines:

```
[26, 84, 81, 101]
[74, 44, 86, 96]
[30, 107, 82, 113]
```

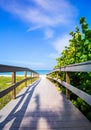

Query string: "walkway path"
[0, 76, 91, 130]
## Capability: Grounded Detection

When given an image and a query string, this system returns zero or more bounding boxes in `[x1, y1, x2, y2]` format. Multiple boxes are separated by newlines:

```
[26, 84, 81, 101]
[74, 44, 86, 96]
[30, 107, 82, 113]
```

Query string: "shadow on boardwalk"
[0, 77, 91, 130]
[0, 79, 41, 130]
[20, 93, 91, 130]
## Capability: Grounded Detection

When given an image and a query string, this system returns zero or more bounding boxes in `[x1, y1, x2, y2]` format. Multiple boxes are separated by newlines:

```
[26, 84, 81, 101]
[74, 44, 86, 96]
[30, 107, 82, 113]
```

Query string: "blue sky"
[0, 0, 91, 70]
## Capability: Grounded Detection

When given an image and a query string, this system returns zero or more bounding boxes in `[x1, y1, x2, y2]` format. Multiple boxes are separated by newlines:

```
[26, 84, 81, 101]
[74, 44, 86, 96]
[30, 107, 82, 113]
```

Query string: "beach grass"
[0, 76, 38, 109]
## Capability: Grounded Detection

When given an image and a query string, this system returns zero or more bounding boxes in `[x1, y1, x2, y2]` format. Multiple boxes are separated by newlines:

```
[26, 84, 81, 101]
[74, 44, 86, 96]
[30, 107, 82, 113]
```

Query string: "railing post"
[56, 72, 58, 79]
[56, 72, 59, 87]
[30, 72, 32, 83]
[66, 72, 70, 100]
[32, 73, 34, 82]
[24, 71, 27, 87]
[12, 72, 16, 99]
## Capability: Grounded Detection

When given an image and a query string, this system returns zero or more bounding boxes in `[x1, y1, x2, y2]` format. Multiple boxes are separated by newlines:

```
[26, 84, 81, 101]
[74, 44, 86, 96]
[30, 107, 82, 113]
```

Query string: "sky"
[0, 0, 91, 70]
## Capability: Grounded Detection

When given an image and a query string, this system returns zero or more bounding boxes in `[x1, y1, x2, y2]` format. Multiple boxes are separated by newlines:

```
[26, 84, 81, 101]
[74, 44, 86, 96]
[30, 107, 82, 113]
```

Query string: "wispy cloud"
[0, 0, 77, 39]
[53, 34, 71, 54]
[27, 25, 42, 32]
[48, 34, 71, 60]
[5, 59, 46, 69]
[44, 28, 54, 39]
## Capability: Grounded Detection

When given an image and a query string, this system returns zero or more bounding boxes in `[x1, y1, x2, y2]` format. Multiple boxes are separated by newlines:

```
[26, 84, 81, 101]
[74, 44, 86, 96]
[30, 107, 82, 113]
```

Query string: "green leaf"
[88, 43, 91, 49]
[81, 104, 86, 111]
[84, 40, 89, 45]
[88, 54, 91, 57]
[80, 55, 87, 60]
[82, 23, 88, 30]
[77, 97, 83, 104]
[78, 35, 81, 41]
[80, 17, 85, 24]
[69, 31, 74, 36]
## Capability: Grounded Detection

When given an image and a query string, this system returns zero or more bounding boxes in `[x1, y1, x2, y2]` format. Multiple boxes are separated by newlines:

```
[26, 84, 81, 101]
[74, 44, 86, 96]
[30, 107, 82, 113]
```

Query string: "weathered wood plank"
[12, 72, 16, 99]
[66, 72, 70, 99]
[0, 64, 38, 74]
[0, 64, 39, 98]
[48, 77, 91, 106]
[0, 77, 91, 130]
[0, 77, 32, 98]
[49, 60, 91, 73]
[24, 71, 27, 87]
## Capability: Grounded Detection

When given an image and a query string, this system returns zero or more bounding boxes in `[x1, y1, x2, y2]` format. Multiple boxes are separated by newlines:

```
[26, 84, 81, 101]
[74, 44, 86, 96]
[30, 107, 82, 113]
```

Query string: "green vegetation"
[51, 17, 91, 121]
[0, 76, 12, 91]
[55, 17, 91, 67]
[0, 76, 38, 109]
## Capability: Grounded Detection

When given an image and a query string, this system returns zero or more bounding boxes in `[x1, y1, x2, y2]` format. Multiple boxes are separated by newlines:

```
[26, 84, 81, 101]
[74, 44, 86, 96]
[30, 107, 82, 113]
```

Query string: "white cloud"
[27, 25, 42, 32]
[6, 59, 46, 69]
[0, 0, 77, 39]
[53, 34, 71, 53]
[44, 28, 54, 39]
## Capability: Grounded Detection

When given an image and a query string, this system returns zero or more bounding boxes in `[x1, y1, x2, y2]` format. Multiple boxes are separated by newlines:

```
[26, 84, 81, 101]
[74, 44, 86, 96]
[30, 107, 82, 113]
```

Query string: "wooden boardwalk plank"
[0, 76, 91, 130]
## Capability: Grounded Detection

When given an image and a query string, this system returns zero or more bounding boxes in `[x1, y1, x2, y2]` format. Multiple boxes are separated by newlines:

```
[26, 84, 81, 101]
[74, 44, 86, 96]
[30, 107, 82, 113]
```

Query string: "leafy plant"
[51, 17, 91, 121]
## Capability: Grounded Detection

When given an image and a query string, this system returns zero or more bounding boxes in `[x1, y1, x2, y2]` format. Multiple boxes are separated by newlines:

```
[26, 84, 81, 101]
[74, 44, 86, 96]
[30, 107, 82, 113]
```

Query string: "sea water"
[0, 70, 51, 76]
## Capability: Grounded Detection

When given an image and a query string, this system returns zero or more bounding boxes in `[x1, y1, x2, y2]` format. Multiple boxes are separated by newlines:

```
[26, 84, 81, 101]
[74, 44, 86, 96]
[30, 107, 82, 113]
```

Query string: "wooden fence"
[0, 64, 39, 99]
[47, 61, 91, 106]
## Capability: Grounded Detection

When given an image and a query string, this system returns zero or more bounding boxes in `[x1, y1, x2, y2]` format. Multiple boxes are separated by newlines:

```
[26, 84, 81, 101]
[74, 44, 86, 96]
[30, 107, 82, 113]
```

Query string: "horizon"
[0, 70, 51, 75]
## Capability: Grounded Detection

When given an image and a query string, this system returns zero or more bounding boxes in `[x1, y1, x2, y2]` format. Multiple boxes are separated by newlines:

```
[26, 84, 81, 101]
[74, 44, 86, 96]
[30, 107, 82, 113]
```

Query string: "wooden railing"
[0, 64, 39, 99]
[47, 61, 91, 106]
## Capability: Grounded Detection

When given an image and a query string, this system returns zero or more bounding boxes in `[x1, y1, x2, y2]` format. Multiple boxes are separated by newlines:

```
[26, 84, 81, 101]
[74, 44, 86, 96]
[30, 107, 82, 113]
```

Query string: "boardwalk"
[0, 76, 91, 130]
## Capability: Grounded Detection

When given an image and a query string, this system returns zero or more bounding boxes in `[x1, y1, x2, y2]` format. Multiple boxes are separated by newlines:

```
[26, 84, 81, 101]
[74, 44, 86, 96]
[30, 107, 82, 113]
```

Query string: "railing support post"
[32, 73, 34, 82]
[24, 71, 27, 87]
[30, 72, 32, 83]
[66, 72, 70, 100]
[12, 72, 16, 99]
[56, 72, 59, 87]
[57, 72, 59, 79]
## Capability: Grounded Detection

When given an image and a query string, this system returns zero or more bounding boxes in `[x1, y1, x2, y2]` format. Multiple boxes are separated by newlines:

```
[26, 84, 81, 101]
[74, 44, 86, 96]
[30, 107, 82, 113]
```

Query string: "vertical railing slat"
[24, 71, 27, 87]
[66, 72, 70, 100]
[30, 72, 32, 83]
[12, 72, 16, 99]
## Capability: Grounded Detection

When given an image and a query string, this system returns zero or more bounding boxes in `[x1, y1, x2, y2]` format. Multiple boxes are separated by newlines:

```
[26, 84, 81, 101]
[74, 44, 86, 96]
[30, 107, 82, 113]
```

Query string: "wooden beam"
[24, 71, 27, 87]
[48, 60, 91, 73]
[0, 77, 32, 98]
[66, 72, 70, 100]
[47, 77, 91, 106]
[0, 64, 39, 74]
[12, 72, 16, 99]
[30, 72, 32, 83]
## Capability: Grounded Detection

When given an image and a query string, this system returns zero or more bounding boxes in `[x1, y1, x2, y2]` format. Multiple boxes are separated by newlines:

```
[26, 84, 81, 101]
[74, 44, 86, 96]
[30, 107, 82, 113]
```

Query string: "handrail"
[47, 60, 91, 106]
[49, 60, 91, 73]
[0, 64, 39, 99]
[47, 76, 91, 106]
[0, 64, 38, 73]
[0, 77, 35, 98]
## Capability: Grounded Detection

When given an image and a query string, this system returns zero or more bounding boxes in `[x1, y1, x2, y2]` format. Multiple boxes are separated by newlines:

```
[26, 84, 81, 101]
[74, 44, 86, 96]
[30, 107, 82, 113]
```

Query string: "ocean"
[0, 70, 51, 76]
[36, 70, 51, 75]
